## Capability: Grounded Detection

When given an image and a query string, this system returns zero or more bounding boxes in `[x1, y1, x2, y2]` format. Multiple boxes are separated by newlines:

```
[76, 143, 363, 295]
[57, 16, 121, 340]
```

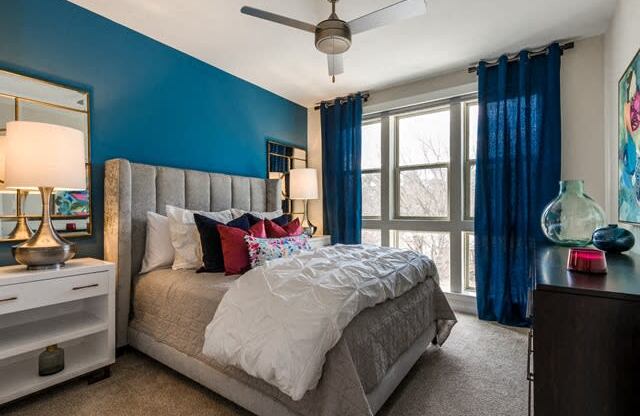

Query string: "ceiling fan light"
[315, 19, 351, 54]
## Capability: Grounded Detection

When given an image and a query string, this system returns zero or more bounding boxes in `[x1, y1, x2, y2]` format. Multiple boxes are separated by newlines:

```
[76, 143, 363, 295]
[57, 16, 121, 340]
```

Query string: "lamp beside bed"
[289, 168, 318, 236]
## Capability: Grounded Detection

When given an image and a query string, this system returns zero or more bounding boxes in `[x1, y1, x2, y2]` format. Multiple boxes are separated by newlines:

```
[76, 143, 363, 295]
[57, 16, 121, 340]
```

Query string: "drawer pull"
[0, 296, 18, 302]
[72, 283, 99, 291]
[527, 328, 534, 381]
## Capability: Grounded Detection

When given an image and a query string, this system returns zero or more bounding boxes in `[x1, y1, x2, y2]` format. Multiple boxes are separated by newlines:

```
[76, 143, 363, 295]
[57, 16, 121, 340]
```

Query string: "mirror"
[267, 140, 307, 219]
[0, 69, 91, 241]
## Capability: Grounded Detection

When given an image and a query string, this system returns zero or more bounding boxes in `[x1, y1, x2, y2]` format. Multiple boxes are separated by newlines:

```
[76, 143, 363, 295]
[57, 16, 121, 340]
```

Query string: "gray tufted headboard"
[103, 158, 281, 347]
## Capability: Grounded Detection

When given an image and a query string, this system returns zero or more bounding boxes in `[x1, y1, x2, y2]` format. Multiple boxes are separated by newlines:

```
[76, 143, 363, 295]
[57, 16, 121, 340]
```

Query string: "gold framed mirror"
[0, 68, 91, 241]
[267, 140, 307, 219]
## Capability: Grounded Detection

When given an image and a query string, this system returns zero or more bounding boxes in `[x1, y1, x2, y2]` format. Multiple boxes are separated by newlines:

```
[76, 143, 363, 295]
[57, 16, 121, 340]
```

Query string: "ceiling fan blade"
[241, 6, 316, 33]
[348, 0, 426, 35]
[327, 54, 344, 76]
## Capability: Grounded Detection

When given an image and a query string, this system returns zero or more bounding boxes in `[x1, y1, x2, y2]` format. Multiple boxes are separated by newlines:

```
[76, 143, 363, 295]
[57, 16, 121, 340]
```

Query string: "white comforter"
[202, 244, 437, 400]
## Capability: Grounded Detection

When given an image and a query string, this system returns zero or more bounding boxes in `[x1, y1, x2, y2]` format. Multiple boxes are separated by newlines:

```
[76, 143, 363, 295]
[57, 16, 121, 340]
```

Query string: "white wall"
[561, 36, 605, 206]
[307, 35, 607, 236]
[604, 0, 640, 251]
[307, 107, 324, 235]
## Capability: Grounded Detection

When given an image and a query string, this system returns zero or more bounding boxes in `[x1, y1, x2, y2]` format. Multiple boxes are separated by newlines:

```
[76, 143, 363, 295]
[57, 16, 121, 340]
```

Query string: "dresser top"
[0, 258, 114, 286]
[535, 245, 640, 300]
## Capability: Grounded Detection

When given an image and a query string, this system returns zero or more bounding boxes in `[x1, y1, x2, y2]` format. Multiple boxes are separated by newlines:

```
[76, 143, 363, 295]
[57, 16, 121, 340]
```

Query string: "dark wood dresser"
[532, 245, 640, 416]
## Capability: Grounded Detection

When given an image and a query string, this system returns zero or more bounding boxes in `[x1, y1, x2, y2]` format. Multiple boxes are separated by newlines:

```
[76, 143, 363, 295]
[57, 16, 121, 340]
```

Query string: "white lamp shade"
[5, 121, 86, 191]
[289, 168, 318, 200]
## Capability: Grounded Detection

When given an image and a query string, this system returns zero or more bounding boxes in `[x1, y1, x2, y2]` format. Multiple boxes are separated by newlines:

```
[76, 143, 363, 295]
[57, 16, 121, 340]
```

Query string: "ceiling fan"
[241, 0, 427, 82]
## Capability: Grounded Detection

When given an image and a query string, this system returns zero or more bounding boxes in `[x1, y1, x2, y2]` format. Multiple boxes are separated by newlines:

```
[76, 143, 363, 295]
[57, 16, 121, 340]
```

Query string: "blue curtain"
[475, 44, 562, 326]
[321, 95, 363, 244]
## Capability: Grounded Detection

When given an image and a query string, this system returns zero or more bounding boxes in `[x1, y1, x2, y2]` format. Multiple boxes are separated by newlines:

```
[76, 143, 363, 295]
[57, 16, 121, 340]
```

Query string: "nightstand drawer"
[0, 271, 108, 314]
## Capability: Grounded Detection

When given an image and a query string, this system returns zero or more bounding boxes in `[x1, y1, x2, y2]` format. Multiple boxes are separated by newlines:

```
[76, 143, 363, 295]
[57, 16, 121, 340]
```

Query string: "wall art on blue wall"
[619, 48, 640, 223]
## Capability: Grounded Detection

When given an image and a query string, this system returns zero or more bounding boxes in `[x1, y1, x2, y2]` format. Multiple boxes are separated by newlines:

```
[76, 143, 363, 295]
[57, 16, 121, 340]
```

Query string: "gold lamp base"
[301, 200, 317, 237]
[12, 186, 76, 270]
[8, 190, 34, 240]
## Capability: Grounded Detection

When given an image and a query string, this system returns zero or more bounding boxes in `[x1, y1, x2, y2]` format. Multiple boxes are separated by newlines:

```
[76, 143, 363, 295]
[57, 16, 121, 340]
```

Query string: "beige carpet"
[2, 314, 529, 416]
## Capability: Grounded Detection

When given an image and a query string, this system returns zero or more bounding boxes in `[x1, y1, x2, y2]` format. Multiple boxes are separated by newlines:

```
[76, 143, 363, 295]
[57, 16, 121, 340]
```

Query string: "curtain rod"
[314, 91, 370, 110]
[467, 41, 574, 74]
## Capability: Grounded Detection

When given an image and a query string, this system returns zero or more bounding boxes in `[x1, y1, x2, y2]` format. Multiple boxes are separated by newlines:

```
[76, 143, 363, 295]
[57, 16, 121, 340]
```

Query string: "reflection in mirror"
[0, 69, 91, 241]
[267, 140, 307, 217]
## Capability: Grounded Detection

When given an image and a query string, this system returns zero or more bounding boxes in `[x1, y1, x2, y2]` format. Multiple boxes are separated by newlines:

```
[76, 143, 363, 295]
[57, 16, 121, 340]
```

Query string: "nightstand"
[309, 235, 332, 249]
[0, 258, 115, 405]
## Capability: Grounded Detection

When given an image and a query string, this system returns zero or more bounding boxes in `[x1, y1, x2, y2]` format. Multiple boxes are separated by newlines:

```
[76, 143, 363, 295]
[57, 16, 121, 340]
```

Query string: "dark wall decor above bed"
[267, 140, 308, 218]
[0, 68, 92, 242]
[0, 0, 307, 265]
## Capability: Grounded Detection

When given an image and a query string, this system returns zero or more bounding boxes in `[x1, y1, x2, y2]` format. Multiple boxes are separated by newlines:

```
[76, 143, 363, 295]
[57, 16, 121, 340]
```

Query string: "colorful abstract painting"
[619, 49, 640, 223]
[55, 191, 89, 216]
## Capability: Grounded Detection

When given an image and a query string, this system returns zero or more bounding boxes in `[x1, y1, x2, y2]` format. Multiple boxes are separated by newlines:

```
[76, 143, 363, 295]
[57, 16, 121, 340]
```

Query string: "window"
[392, 230, 451, 292]
[360, 95, 477, 295]
[361, 228, 382, 246]
[397, 108, 450, 218]
[362, 121, 381, 218]
[463, 232, 475, 291]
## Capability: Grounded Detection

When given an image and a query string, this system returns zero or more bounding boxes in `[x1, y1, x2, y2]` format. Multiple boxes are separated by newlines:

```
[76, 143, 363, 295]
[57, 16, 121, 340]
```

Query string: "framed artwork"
[618, 48, 640, 223]
[267, 140, 307, 218]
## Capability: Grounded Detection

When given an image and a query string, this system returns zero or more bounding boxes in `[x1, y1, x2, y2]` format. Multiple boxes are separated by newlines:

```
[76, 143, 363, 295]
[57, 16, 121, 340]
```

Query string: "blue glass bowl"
[592, 224, 635, 253]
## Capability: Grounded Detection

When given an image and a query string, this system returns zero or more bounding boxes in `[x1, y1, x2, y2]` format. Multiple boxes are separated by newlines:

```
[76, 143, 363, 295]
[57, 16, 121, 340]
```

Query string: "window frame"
[361, 93, 476, 295]
[463, 100, 478, 220]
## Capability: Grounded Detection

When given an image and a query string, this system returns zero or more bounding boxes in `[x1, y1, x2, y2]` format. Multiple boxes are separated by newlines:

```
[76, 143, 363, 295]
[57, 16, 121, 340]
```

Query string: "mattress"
[129, 266, 456, 416]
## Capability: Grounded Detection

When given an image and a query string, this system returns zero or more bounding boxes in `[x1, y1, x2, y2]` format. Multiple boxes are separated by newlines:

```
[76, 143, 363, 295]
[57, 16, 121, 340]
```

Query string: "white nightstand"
[0, 258, 115, 405]
[309, 235, 332, 249]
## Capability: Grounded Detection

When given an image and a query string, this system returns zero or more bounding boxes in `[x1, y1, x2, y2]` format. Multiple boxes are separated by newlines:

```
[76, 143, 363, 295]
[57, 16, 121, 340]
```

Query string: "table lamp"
[5, 121, 86, 269]
[0, 135, 33, 240]
[289, 168, 318, 236]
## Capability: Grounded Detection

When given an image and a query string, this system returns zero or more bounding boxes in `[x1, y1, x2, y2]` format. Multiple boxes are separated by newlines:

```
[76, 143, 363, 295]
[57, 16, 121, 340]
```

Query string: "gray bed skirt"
[128, 323, 438, 416]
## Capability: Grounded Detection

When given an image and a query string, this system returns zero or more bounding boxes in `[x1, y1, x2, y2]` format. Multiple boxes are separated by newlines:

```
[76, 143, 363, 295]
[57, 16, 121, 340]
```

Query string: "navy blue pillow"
[194, 213, 250, 273]
[245, 213, 290, 227]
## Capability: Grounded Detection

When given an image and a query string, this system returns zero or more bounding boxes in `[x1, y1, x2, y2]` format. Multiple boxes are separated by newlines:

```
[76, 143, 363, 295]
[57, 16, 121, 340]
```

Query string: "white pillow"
[166, 205, 233, 270]
[140, 212, 174, 274]
[231, 208, 284, 220]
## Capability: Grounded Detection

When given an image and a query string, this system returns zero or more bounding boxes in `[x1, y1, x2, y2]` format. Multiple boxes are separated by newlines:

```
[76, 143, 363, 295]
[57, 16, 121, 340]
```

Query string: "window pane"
[362, 122, 381, 170]
[394, 231, 450, 292]
[467, 163, 476, 218]
[464, 233, 476, 291]
[399, 168, 448, 217]
[398, 110, 450, 166]
[361, 228, 381, 246]
[362, 172, 381, 217]
[467, 103, 478, 160]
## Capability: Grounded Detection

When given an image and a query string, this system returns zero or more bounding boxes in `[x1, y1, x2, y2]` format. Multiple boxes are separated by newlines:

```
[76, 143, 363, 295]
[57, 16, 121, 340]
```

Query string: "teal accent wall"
[0, 0, 307, 264]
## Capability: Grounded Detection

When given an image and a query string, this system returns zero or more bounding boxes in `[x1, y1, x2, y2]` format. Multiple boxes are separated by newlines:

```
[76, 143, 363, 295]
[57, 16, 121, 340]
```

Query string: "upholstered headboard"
[103, 158, 281, 347]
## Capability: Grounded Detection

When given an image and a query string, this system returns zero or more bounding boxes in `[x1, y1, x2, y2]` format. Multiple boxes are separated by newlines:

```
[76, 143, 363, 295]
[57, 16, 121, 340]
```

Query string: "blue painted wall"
[0, 0, 307, 264]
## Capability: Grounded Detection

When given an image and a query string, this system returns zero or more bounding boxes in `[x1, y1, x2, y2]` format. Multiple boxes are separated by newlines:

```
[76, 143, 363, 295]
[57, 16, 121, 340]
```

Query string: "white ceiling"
[69, 0, 616, 107]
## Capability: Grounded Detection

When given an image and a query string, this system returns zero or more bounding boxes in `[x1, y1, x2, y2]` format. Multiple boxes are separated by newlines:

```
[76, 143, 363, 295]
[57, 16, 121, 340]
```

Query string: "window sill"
[444, 291, 477, 315]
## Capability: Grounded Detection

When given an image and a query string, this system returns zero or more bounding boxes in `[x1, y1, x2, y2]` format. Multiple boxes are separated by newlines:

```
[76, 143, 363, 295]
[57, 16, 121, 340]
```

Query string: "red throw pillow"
[250, 220, 267, 238]
[284, 218, 303, 236]
[217, 221, 266, 275]
[265, 220, 289, 238]
[265, 218, 303, 238]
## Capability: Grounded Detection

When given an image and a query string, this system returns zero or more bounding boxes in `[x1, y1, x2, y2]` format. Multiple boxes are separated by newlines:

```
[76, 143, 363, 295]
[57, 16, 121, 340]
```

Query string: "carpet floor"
[1, 313, 529, 416]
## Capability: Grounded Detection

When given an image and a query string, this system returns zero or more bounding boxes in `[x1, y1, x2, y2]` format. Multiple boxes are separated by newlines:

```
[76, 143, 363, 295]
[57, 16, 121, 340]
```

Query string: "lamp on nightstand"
[289, 168, 318, 236]
[0, 135, 33, 240]
[5, 121, 86, 270]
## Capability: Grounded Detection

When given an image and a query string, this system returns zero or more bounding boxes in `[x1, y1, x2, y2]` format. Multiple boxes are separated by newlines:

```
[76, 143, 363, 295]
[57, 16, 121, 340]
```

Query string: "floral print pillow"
[245, 234, 311, 268]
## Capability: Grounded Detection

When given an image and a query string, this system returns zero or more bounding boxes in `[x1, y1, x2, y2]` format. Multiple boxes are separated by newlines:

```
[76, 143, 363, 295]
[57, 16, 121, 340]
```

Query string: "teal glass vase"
[540, 180, 606, 247]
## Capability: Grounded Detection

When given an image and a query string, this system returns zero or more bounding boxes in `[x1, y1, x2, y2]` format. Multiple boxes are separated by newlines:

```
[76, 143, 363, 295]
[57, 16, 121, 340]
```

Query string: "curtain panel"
[475, 43, 562, 326]
[321, 95, 363, 244]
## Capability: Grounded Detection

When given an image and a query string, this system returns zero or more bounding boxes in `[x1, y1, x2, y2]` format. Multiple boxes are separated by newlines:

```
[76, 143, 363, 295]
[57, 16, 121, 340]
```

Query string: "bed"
[104, 158, 456, 416]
